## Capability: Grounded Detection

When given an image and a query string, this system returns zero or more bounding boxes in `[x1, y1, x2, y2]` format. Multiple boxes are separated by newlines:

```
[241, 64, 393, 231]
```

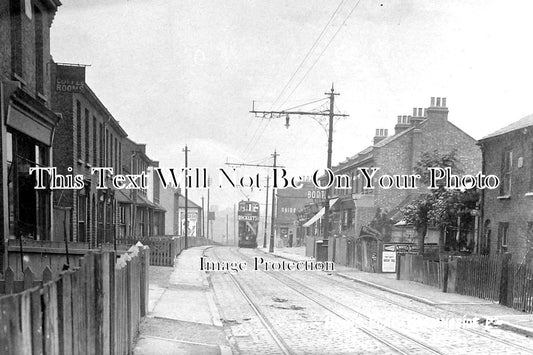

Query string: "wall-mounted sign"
[55, 65, 86, 93]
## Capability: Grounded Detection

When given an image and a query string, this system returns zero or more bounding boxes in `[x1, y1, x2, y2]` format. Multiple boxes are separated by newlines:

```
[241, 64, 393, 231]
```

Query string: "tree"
[401, 150, 479, 254]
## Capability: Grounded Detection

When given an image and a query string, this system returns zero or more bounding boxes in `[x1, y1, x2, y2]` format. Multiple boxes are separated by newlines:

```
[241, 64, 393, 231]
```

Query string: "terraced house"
[0, 0, 62, 268]
[478, 114, 533, 262]
[307, 97, 481, 271]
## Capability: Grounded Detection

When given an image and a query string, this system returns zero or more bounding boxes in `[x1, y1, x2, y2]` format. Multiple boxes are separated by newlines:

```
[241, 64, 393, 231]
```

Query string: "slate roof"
[481, 113, 533, 140]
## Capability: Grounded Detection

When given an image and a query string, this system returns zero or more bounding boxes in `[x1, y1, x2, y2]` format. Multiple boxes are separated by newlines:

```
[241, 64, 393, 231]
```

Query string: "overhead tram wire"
[270, 0, 347, 110]
[278, 0, 363, 108]
[245, 98, 329, 160]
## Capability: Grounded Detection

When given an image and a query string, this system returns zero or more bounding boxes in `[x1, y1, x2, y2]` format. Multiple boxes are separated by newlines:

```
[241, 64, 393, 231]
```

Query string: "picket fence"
[116, 236, 213, 266]
[0, 244, 149, 355]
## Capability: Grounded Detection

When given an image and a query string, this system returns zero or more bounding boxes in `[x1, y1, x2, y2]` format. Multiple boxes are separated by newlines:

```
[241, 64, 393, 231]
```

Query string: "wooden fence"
[116, 236, 214, 267]
[398, 253, 533, 313]
[397, 254, 445, 289]
[0, 244, 149, 355]
[455, 254, 503, 301]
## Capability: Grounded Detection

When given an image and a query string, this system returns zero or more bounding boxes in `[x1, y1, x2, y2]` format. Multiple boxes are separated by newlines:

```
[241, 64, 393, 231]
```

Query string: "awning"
[302, 198, 338, 227]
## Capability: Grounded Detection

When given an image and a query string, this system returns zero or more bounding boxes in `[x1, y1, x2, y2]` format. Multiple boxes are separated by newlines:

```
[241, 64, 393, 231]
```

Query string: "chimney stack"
[394, 115, 411, 135]
[426, 96, 449, 122]
[373, 128, 388, 145]
[410, 107, 425, 126]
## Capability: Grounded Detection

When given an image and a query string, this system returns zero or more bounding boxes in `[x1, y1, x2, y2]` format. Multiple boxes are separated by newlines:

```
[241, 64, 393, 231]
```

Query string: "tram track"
[246, 248, 533, 355]
[228, 247, 444, 355]
[210, 247, 294, 355]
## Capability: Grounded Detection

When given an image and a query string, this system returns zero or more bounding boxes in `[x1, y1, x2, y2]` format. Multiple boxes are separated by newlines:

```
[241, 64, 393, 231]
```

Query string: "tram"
[237, 200, 259, 248]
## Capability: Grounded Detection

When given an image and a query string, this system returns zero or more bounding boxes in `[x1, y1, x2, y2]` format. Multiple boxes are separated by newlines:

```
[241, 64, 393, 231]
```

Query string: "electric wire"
[270, 0, 347, 110]
[279, 0, 363, 108]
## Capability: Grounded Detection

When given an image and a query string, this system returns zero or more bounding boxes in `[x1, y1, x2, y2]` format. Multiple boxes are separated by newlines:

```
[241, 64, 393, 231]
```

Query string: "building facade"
[306, 97, 481, 269]
[1, 0, 62, 268]
[173, 192, 203, 238]
[119, 138, 165, 238]
[51, 63, 128, 246]
[479, 114, 533, 262]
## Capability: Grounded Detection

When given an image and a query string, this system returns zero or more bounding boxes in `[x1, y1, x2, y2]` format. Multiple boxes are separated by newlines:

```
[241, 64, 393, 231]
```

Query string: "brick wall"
[481, 129, 533, 261]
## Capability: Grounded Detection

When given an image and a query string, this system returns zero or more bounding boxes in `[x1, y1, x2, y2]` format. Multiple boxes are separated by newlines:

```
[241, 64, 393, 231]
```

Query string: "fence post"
[396, 254, 401, 280]
[499, 253, 512, 306]
[442, 261, 449, 293]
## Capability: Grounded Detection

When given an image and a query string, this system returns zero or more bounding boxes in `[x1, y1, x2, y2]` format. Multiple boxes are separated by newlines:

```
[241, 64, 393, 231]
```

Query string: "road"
[206, 246, 533, 355]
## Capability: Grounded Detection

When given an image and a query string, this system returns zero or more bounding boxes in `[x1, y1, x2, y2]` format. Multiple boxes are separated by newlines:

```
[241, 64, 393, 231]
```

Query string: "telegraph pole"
[201, 196, 205, 238]
[206, 177, 210, 240]
[322, 86, 338, 247]
[269, 150, 278, 253]
[233, 203, 236, 245]
[263, 175, 270, 249]
[183, 145, 190, 249]
[250, 85, 348, 252]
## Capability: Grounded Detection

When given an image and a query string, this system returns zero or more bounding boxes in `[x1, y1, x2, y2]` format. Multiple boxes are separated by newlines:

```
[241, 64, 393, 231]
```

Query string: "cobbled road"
[206, 246, 533, 355]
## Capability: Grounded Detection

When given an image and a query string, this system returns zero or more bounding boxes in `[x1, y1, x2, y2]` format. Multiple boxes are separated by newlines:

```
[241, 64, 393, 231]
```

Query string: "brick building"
[0, 0, 62, 268]
[119, 138, 165, 238]
[50, 63, 128, 245]
[308, 97, 481, 270]
[478, 114, 533, 262]
[275, 181, 320, 247]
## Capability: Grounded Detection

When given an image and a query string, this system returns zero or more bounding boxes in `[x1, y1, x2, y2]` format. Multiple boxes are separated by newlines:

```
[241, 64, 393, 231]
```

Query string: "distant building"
[173, 193, 203, 238]
[478, 114, 533, 262]
[275, 182, 321, 247]
[119, 138, 165, 238]
[0, 0, 62, 267]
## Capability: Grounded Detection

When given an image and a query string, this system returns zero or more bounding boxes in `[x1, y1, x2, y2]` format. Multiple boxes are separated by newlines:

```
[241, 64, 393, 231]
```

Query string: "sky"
[50, 0, 533, 209]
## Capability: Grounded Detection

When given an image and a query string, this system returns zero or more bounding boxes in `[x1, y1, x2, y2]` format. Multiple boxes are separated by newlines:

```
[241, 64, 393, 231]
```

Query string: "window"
[10, 0, 22, 77]
[93, 116, 97, 166]
[99, 123, 104, 166]
[85, 109, 90, 163]
[527, 222, 533, 262]
[530, 143, 533, 192]
[497, 222, 509, 253]
[76, 101, 82, 159]
[34, 5, 43, 93]
[78, 192, 87, 242]
[500, 150, 512, 196]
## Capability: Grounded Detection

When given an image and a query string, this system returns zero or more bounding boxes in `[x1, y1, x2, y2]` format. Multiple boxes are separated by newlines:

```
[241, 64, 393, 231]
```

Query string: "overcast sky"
[51, 0, 533, 209]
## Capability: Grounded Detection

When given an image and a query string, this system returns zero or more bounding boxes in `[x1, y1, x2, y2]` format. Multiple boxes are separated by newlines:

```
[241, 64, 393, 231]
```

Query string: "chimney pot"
[418, 108, 423, 117]
[431, 97, 435, 106]
[442, 97, 446, 107]
[436, 97, 441, 107]
[413, 108, 417, 116]
[397, 115, 402, 123]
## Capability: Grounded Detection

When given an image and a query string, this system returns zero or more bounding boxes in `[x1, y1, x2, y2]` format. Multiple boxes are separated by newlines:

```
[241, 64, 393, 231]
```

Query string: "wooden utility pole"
[250, 85, 348, 249]
[206, 177, 210, 240]
[269, 151, 278, 253]
[201, 196, 205, 238]
[263, 175, 270, 249]
[183, 145, 190, 249]
[233, 203, 236, 245]
[226, 214, 229, 245]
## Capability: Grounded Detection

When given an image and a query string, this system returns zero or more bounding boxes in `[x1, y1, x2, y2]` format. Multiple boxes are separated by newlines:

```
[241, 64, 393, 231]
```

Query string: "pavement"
[261, 246, 533, 338]
[133, 246, 232, 355]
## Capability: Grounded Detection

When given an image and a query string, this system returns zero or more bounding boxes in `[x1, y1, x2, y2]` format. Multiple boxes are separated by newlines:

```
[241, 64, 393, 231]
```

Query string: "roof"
[480, 113, 533, 141]
[334, 120, 427, 172]
[175, 193, 202, 209]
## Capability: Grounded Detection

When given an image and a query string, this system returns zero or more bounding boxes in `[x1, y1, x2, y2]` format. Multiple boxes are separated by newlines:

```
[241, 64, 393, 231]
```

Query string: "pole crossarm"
[225, 162, 286, 168]
[249, 109, 348, 118]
